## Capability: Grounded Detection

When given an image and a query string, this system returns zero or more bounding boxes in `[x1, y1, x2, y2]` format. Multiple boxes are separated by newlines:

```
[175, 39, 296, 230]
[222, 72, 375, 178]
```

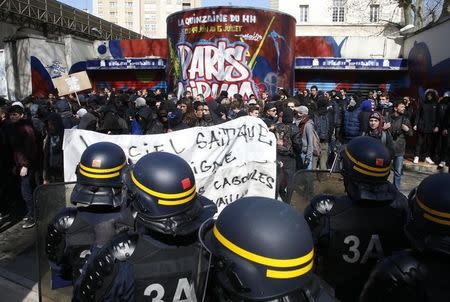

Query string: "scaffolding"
[0, 0, 142, 40]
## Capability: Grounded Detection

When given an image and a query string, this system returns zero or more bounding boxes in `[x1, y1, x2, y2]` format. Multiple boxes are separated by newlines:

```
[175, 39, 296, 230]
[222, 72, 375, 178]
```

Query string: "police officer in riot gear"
[304, 136, 409, 301]
[360, 173, 450, 302]
[200, 196, 337, 301]
[73, 151, 217, 302]
[45, 142, 133, 283]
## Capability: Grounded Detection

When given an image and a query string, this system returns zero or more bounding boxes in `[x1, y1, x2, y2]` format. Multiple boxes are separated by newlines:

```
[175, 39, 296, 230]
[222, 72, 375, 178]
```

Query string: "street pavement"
[0, 166, 445, 302]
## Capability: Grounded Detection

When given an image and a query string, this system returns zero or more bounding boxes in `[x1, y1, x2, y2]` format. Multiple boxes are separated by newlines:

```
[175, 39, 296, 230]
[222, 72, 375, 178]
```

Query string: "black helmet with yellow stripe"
[405, 173, 450, 255]
[341, 136, 391, 183]
[71, 142, 128, 207]
[76, 142, 127, 187]
[129, 152, 216, 236]
[200, 197, 315, 301]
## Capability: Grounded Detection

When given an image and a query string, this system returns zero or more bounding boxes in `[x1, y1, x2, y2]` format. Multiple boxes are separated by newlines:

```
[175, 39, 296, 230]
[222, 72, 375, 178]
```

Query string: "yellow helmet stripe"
[213, 225, 314, 268]
[80, 162, 126, 174]
[416, 196, 450, 219]
[131, 171, 196, 199]
[423, 213, 450, 226]
[345, 148, 390, 172]
[158, 191, 196, 206]
[79, 169, 120, 179]
[266, 260, 314, 279]
[353, 166, 390, 178]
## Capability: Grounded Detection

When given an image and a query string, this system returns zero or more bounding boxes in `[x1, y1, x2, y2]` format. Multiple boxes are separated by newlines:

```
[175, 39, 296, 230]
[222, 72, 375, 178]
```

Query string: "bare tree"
[397, 0, 445, 28]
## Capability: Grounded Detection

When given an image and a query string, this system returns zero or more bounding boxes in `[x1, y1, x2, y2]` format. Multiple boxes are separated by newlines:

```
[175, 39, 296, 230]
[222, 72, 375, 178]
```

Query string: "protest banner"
[63, 116, 276, 212]
[166, 7, 296, 99]
[52, 71, 92, 96]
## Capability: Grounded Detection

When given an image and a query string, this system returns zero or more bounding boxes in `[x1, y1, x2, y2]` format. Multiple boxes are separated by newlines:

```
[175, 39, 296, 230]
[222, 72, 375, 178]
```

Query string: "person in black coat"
[413, 89, 439, 164]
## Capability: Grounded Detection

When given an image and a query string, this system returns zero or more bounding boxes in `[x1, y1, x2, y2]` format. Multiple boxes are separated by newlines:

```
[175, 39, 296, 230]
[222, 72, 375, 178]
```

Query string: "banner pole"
[74, 91, 81, 107]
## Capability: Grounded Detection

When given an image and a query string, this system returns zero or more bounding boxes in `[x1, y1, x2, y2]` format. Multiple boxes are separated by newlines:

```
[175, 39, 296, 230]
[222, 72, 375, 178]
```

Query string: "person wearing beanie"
[77, 108, 97, 131]
[362, 111, 394, 156]
[295, 105, 315, 170]
[76, 108, 87, 118]
[134, 97, 146, 109]
[11, 101, 24, 109]
[359, 99, 375, 134]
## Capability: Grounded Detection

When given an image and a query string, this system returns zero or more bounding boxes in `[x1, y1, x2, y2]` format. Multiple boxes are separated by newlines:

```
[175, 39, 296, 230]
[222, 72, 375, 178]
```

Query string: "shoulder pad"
[311, 194, 336, 214]
[360, 250, 420, 301]
[77, 245, 116, 301]
[304, 194, 336, 228]
[383, 250, 421, 279]
[76, 233, 138, 301]
[110, 232, 139, 261]
[51, 207, 78, 231]
[45, 208, 77, 266]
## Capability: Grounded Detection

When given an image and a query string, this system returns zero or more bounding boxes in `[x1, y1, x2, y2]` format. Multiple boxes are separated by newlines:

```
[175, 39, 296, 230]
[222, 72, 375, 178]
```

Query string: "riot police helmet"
[129, 152, 216, 236]
[341, 136, 395, 201]
[341, 136, 391, 183]
[405, 173, 450, 255]
[71, 142, 128, 207]
[200, 197, 315, 301]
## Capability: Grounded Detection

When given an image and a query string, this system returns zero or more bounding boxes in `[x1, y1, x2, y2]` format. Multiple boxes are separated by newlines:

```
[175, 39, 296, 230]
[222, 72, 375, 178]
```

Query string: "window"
[126, 21, 133, 28]
[150, 24, 157, 32]
[299, 5, 308, 22]
[127, 12, 133, 17]
[144, 3, 156, 11]
[110, 11, 117, 16]
[370, 4, 380, 22]
[332, 0, 345, 22]
[109, 1, 116, 7]
[144, 13, 157, 22]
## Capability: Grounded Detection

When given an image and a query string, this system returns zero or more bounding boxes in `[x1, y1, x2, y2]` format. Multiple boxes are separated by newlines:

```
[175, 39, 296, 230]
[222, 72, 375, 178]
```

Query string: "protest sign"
[52, 71, 92, 96]
[63, 116, 276, 212]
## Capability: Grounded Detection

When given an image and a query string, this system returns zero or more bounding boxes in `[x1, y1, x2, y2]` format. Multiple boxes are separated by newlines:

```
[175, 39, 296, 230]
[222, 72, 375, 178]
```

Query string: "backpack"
[313, 113, 330, 140]
[312, 128, 321, 156]
[274, 123, 294, 156]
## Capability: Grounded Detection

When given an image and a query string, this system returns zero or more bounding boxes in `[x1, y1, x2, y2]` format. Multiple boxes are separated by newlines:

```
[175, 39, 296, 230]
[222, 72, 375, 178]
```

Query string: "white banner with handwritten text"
[63, 116, 276, 213]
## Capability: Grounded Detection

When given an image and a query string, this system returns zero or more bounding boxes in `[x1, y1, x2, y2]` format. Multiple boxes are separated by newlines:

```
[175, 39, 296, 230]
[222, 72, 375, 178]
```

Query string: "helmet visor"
[70, 184, 125, 207]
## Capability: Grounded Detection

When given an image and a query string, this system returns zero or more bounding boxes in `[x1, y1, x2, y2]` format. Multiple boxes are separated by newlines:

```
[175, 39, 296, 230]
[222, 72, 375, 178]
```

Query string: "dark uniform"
[46, 142, 134, 283]
[200, 196, 337, 302]
[304, 136, 409, 301]
[360, 173, 450, 302]
[73, 152, 217, 302]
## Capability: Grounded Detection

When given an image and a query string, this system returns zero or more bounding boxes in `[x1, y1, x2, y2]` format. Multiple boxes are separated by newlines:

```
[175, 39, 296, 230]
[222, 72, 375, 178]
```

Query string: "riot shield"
[34, 182, 76, 302]
[287, 171, 346, 212]
[197, 218, 214, 302]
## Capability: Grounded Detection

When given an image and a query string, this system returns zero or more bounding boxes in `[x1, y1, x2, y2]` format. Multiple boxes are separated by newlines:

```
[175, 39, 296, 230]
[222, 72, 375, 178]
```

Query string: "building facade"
[92, 0, 201, 38]
[274, 0, 404, 36]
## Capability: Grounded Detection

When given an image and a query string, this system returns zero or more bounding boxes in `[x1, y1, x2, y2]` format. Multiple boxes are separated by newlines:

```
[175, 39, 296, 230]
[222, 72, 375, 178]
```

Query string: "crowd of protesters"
[0, 86, 449, 226]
